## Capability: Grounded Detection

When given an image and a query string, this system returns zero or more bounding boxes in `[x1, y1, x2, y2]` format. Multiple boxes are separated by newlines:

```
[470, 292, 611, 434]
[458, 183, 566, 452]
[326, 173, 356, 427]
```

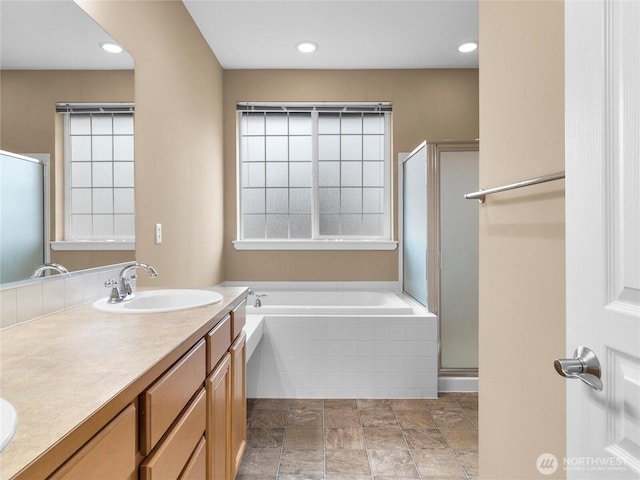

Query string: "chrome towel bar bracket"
[464, 171, 565, 203]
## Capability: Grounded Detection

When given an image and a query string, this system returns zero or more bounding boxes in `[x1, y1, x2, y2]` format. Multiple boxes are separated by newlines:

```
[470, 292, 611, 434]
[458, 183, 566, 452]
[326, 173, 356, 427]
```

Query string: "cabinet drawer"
[140, 388, 206, 480]
[140, 340, 206, 455]
[231, 300, 246, 341]
[206, 314, 231, 373]
[179, 436, 206, 480]
[49, 404, 136, 480]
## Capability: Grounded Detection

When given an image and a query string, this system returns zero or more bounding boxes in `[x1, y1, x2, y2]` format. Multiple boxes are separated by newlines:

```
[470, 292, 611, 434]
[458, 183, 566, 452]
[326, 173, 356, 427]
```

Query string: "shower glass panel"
[402, 143, 427, 307]
[439, 150, 479, 369]
[0, 152, 47, 283]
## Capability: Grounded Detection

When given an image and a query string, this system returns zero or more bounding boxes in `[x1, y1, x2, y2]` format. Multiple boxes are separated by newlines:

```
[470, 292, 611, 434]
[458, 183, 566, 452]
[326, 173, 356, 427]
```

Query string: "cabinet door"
[49, 404, 136, 480]
[229, 332, 247, 478]
[206, 353, 231, 480]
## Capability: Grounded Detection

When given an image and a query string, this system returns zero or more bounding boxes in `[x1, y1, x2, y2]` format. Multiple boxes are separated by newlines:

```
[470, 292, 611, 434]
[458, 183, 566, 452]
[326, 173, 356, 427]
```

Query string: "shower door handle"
[554, 346, 603, 391]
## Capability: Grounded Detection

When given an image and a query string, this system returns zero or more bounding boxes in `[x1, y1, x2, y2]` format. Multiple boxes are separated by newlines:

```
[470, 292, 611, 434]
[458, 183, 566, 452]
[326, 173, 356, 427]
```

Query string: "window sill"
[50, 241, 135, 251]
[233, 240, 398, 251]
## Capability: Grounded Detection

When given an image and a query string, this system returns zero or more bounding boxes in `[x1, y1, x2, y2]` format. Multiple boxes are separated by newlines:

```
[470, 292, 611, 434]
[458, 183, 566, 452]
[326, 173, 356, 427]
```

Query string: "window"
[236, 102, 393, 249]
[58, 103, 135, 245]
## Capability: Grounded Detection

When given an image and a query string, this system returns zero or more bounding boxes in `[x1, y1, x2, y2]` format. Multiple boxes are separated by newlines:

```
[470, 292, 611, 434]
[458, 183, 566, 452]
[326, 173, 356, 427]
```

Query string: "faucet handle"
[104, 278, 118, 288]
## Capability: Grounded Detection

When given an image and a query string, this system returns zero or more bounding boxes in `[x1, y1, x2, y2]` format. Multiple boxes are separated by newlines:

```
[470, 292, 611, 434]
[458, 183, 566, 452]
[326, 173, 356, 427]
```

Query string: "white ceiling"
[184, 0, 479, 69]
[0, 0, 134, 70]
[0, 0, 477, 71]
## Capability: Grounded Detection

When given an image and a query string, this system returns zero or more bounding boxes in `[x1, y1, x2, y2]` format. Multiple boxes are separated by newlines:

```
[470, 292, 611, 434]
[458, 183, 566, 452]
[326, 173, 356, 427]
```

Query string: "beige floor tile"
[249, 409, 289, 428]
[277, 475, 323, 480]
[390, 399, 428, 411]
[279, 449, 324, 475]
[325, 449, 371, 475]
[368, 450, 418, 477]
[290, 399, 324, 410]
[287, 408, 323, 427]
[325, 408, 361, 427]
[237, 476, 277, 480]
[324, 399, 358, 409]
[430, 411, 476, 429]
[327, 476, 373, 480]
[283, 428, 324, 449]
[359, 410, 398, 427]
[363, 427, 408, 450]
[357, 399, 392, 410]
[412, 448, 467, 478]
[457, 450, 479, 476]
[250, 398, 291, 410]
[238, 447, 281, 476]
[395, 409, 437, 429]
[441, 428, 478, 452]
[403, 428, 449, 449]
[324, 427, 365, 449]
[247, 427, 285, 448]
[373, 477, 420, 480]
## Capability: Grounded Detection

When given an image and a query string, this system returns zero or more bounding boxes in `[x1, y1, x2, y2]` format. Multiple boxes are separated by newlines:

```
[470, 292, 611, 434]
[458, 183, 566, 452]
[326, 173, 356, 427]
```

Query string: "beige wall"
[77, 0, 225, 287]
[0, 69, 135, 271]
[223, 69, 479, 281]
[478, 1, 566, 478]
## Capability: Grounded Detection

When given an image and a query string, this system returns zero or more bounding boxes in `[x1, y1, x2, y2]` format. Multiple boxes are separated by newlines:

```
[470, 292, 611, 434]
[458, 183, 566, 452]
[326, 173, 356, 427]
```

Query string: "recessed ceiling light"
[100, 42, 123, 54]
[458, 42, 478, 53]
[296, 41, 318, 53]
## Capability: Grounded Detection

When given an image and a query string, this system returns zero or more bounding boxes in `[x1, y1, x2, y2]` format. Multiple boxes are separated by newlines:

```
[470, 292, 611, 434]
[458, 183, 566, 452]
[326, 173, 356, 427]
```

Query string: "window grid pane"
[239, 108, 388, 240]
[67, 111, 135, 240]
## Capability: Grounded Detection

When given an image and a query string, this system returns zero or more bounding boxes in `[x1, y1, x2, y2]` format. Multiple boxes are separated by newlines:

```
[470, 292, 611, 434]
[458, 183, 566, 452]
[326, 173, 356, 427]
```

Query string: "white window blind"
[237, 103, 392, 242]
[60, 104, 135, 241]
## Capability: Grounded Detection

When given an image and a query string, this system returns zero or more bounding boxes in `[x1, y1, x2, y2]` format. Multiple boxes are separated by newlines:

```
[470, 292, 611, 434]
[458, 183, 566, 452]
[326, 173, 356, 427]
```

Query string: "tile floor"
[237, 392, 478, 480]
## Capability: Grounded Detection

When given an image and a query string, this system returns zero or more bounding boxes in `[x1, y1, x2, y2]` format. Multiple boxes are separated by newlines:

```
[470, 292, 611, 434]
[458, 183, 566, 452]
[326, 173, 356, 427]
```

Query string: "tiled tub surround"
[248, 314, 437, 399]
[0, 262, 133, 329]
[238, 394, 478, 479]
[236, 285, 438, 399]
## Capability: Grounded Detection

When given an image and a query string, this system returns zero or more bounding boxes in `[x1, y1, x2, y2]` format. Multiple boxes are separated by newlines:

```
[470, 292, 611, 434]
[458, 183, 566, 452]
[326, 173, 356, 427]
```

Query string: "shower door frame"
[399, 141, 479, 378]
[426, 142, 479, 378]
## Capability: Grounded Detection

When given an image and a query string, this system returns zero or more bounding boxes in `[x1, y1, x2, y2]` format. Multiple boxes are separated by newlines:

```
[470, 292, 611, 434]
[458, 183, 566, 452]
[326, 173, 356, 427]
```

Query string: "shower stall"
[400, 141, 479, 389]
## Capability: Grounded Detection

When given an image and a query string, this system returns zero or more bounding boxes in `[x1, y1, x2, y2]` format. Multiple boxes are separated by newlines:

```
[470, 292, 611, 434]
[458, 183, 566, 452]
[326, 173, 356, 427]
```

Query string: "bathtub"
[247, 290, 415, 315]
[241, 287, 438, 399]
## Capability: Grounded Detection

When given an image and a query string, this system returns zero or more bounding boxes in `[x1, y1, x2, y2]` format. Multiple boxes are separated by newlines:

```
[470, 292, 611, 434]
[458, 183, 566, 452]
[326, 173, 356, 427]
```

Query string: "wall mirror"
[0, 0, 134, 286]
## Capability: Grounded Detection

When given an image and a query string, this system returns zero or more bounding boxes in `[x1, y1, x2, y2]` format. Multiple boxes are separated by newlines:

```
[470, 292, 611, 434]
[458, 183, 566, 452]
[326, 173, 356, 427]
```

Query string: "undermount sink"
[93, 289, 223, 314]
[0, 398, 17, 452]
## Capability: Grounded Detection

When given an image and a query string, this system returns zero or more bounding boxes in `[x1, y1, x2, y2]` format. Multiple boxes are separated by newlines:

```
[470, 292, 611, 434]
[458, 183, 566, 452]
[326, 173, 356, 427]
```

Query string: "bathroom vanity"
[0, 287, 248, 480]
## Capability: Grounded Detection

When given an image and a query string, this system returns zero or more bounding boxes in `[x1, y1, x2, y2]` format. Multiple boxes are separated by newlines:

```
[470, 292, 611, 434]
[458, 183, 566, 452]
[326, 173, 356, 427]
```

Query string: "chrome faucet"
[105, 262, 158, 303]
[254, 293, 268, 308]
[31, 263, 69, 278]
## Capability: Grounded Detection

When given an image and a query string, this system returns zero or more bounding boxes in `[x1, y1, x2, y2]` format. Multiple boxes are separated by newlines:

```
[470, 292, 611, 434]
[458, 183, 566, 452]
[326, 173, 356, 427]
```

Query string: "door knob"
[554, 346, 603, 391]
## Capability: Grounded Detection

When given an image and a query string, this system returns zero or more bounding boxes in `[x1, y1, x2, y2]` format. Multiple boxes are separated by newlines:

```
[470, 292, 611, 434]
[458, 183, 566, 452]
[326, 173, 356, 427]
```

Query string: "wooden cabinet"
[230, 331, 247, 479]
[42, 292, 247, 480]
[140, 388, 207, 480]
[48, 404, 136, 480]
[140, 340, 206, 456]
[206, 353, 231, 480]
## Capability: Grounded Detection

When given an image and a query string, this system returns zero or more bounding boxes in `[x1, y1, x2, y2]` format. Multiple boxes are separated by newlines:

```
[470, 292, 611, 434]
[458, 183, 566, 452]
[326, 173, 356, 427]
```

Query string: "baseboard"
[438, 376, 478, 392]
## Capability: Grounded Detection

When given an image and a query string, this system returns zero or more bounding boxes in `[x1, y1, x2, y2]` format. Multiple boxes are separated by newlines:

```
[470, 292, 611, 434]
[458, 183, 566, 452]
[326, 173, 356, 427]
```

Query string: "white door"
[564, 0, 640, 478]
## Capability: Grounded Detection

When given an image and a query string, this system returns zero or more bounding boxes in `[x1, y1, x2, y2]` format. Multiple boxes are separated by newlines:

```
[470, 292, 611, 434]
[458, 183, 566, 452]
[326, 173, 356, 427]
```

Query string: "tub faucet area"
[254, 293, 268, 308]
[105, 262, 158, 303]
[30, 263, 69, 278]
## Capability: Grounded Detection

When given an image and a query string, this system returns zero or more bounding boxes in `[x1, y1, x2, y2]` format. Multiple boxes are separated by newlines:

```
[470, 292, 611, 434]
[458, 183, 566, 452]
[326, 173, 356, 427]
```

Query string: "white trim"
[438, 376, 478, 392]
[233, 239, 397, 251]
[50, 241, 135, 251]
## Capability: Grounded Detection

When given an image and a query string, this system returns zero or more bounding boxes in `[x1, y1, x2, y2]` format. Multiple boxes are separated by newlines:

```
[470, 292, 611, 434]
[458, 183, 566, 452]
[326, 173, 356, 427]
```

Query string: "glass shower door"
[402, 142, 427, 307]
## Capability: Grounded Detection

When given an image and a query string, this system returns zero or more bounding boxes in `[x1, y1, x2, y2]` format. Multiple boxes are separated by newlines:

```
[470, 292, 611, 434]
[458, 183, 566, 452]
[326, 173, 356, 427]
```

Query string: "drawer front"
[141, 340, 206, 455]
[179, 436, 206, 480]
[140, 388, 206, 480]
[206, 314, 231, 373]
[49, 404, 136, 480]
[231, 299, 247, 341]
